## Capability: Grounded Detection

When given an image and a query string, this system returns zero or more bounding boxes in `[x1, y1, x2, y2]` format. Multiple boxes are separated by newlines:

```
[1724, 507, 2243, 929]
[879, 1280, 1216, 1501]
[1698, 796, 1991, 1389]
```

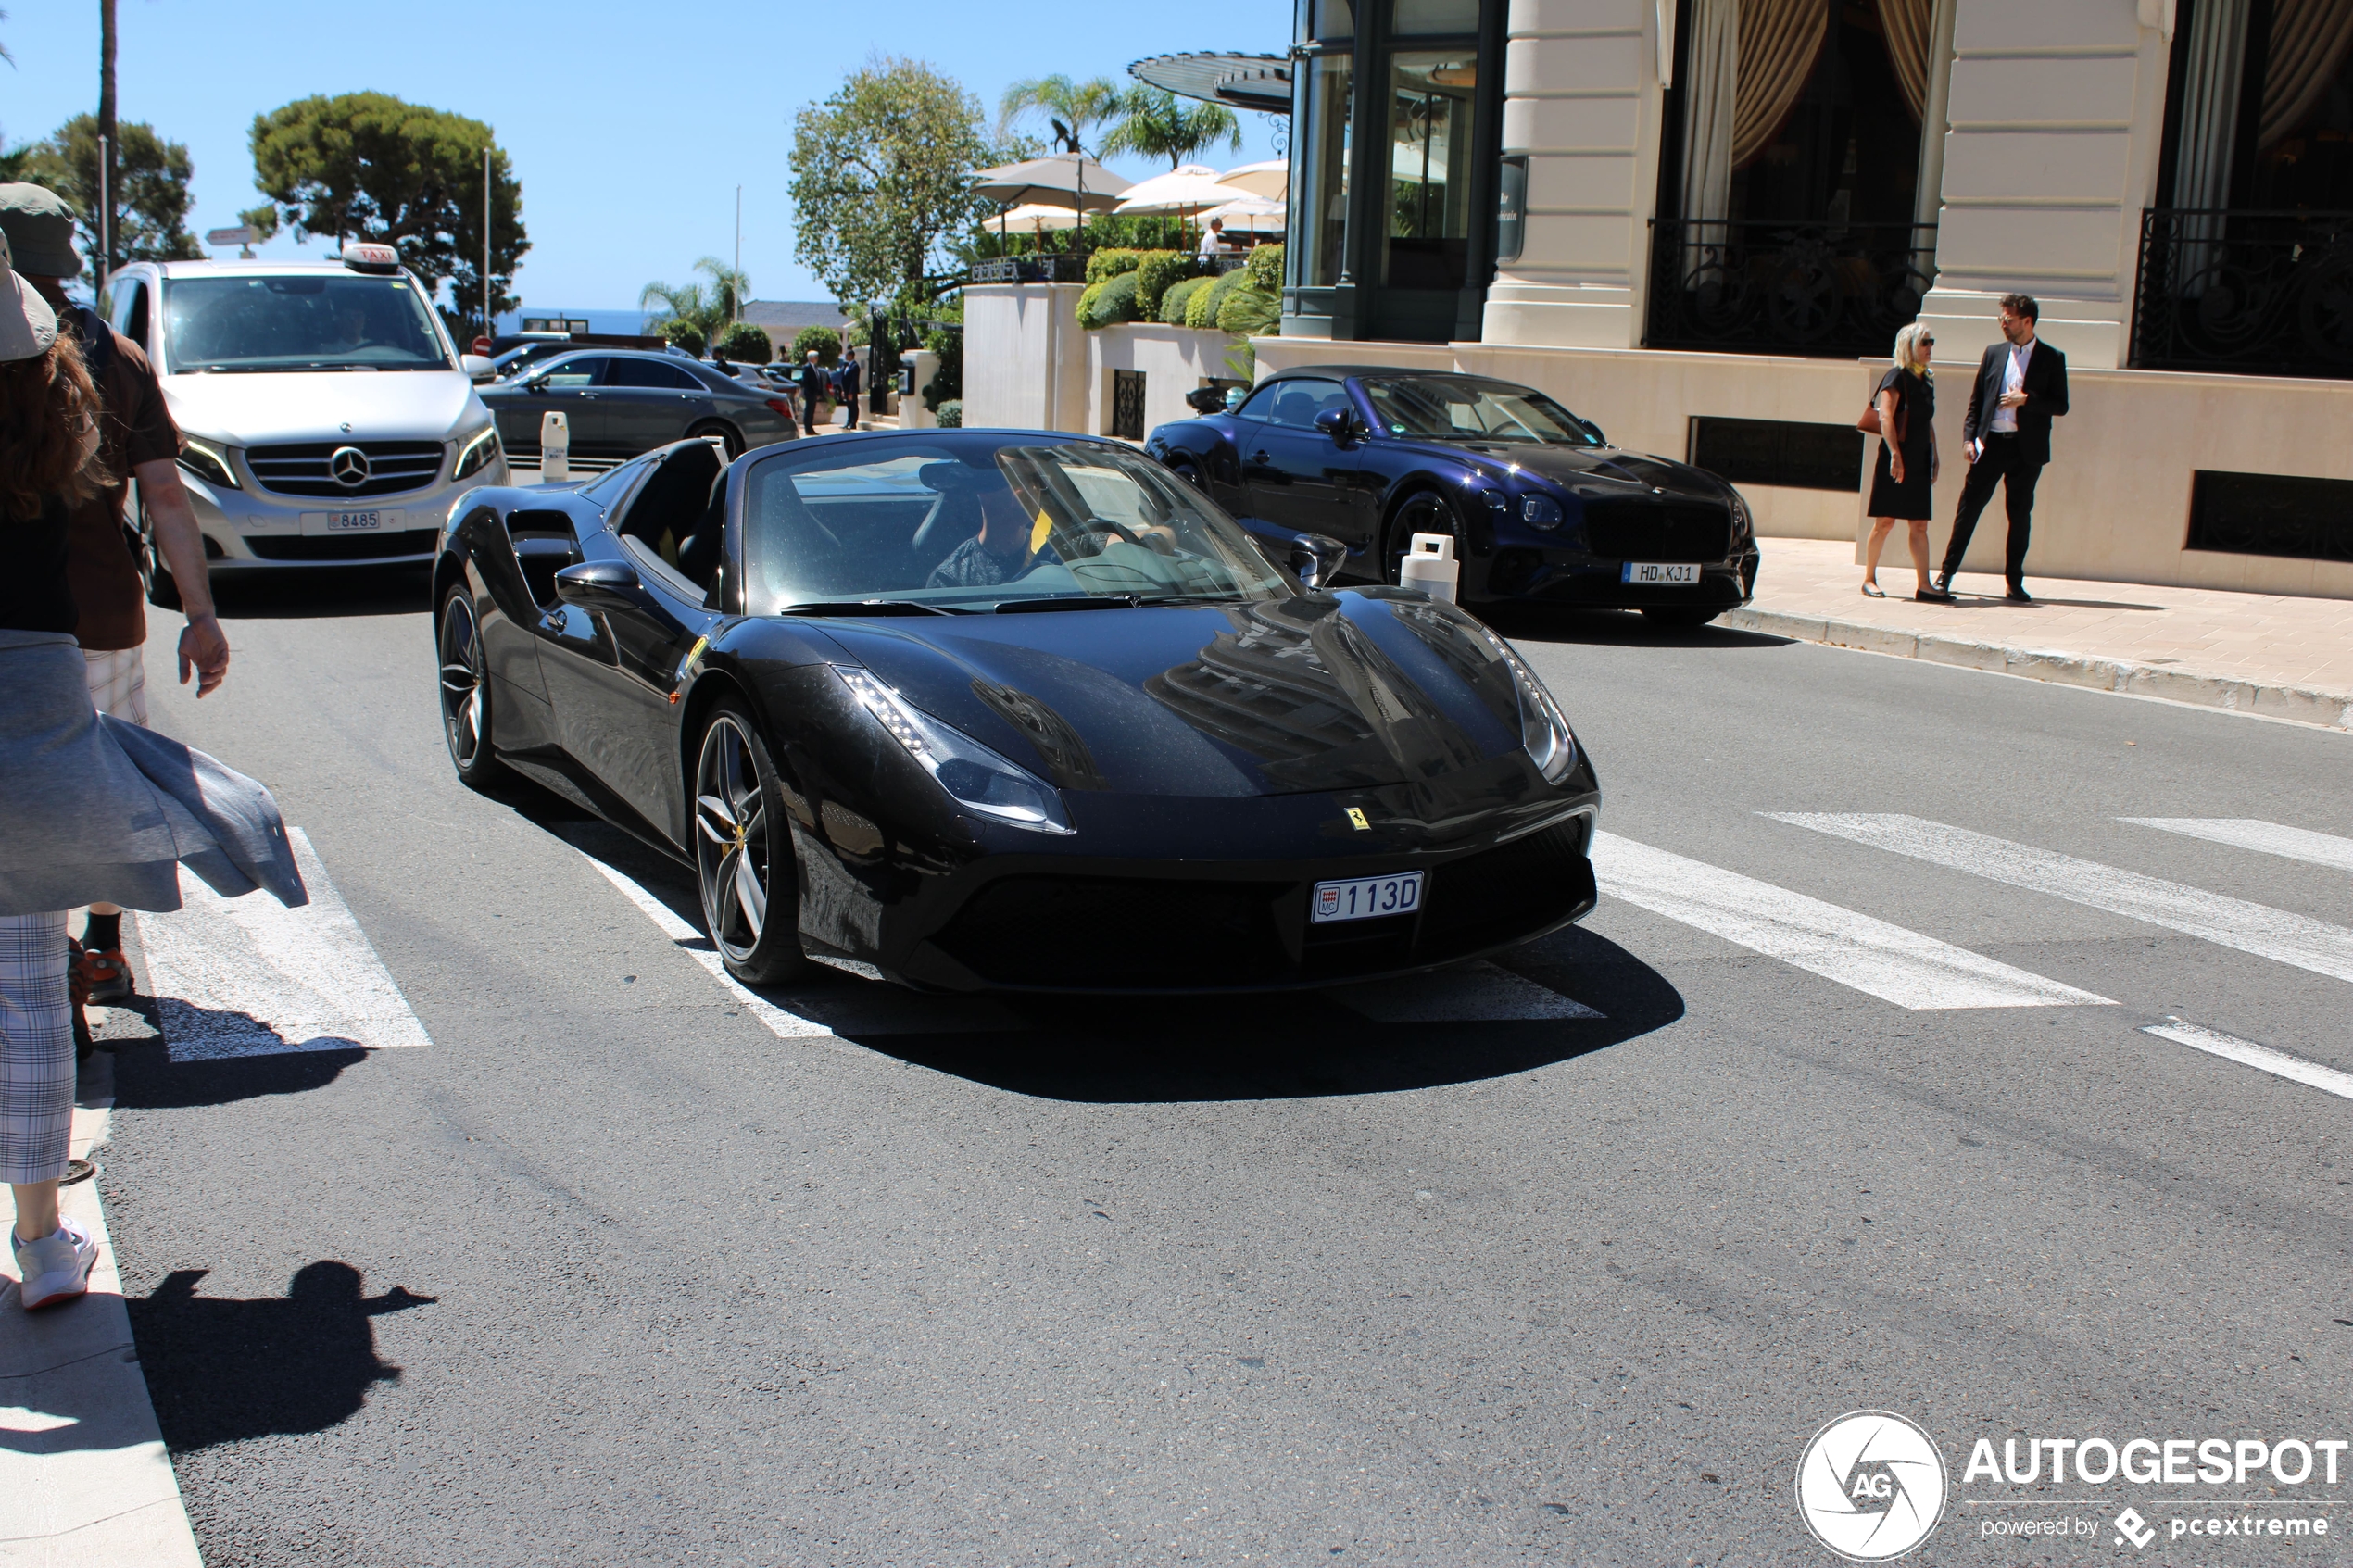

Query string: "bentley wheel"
[437, 583, 508, 789]
[1385, 490, 1467, 589]
[694, 702, 808, 985]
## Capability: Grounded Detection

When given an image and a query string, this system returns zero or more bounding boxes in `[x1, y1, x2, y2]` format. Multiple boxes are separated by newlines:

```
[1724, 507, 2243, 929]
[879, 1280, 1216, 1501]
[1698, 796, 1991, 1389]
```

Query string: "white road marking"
[1333, 960, 1604, 1022]
[2141, 1018, 2353, 1103]
[572, 847, 1028, 1039]
[138, 828, 431, 1060]
[1768, 813, 2353, 985]
[1592, 831, 2113, 1010]
[2121, 817, 2353, 874]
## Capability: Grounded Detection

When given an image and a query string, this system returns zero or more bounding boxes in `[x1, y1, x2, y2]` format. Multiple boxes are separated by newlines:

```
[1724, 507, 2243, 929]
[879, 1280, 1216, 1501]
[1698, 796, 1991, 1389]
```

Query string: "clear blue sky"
[1, 0, 1288, 312]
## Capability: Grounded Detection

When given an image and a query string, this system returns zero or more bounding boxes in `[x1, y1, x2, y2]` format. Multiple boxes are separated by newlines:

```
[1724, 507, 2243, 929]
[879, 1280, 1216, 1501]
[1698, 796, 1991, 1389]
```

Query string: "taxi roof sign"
[341, 242, 401, 273]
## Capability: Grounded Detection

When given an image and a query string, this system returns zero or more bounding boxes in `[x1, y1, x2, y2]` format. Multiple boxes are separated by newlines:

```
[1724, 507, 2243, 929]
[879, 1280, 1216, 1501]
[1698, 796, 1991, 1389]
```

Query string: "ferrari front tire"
[693, 700, 810, 985]
[436, 582, 509, 790]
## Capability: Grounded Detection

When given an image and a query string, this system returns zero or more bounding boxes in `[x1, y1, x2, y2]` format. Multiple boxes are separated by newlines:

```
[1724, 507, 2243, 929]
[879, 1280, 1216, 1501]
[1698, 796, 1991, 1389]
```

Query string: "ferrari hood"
[1453, 442, 1727, 503]
[162, 369, 487, 449]
[814, 592, 1529, 800]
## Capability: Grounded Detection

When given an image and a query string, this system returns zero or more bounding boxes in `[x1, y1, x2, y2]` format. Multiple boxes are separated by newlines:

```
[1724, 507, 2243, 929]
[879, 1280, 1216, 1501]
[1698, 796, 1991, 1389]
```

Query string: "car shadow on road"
[125, 1263, 435, 1453]
[1482, 602, 1792, 650]
[210, 563, 433, 621]
[853, 925, 1685, 1103]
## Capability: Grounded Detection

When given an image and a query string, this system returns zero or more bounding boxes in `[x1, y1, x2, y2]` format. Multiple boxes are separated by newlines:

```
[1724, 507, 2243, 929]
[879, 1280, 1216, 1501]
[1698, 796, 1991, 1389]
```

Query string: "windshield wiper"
[775, 599, 965, 617]
[993, 594, 1140, 613]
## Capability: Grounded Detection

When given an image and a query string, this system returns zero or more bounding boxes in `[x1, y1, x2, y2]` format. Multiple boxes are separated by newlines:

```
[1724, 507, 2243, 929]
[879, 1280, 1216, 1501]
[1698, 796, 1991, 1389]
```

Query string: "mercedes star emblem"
[329, 445, 371, 488]
[339, 420, 353, 433]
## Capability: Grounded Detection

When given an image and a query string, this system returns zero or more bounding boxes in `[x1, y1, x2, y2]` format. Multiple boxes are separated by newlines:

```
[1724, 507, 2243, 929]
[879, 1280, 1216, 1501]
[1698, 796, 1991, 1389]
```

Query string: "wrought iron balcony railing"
[1644, 219, 1937, 358]
[2130, 208, 2353, 378]
[969, 253, 1093, 284]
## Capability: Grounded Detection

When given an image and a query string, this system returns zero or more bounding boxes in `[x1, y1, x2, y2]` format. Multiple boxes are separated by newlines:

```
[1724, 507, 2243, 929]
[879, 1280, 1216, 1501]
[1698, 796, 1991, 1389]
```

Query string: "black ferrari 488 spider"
[1145, 368, 1762, 626]
[432, 429, 1602, 994]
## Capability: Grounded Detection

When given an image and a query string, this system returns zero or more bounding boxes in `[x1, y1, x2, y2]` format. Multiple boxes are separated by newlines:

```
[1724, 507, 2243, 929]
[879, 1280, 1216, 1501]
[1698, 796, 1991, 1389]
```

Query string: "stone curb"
[1721, 607, 2353, 734]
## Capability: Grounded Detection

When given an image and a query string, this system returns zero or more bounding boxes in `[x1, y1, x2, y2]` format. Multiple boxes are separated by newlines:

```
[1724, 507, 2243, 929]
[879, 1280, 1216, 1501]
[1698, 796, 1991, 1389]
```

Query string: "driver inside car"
[925, 483, 1063, 589]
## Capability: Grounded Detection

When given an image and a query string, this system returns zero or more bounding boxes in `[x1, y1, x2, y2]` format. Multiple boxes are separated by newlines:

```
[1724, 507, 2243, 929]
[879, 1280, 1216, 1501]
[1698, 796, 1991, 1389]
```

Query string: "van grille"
[245, 440, 446, 498]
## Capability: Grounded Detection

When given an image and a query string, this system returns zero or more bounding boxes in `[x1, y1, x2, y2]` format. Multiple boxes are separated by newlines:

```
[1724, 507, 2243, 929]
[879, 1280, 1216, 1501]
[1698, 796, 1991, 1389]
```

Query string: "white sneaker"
[12, 1221, 99, 1311]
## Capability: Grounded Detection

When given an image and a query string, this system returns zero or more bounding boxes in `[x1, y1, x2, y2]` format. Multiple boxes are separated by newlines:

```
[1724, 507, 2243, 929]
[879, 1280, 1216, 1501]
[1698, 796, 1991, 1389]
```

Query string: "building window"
[1295, 53, 1355, 290]
[1382, 50, 1478, 291]
[2186, 470, 2353, 561]
[1688, 415, 1864, 491]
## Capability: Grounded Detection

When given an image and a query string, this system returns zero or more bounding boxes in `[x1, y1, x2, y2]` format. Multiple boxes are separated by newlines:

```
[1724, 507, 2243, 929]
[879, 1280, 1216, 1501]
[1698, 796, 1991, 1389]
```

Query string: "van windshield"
[162, 274, 454, 373]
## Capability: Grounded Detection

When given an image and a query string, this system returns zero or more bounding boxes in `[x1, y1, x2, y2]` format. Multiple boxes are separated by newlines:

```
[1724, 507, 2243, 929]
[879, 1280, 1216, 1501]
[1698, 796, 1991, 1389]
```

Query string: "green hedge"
[790, 324, 840, 365]
[658, 319, 706, 358]
[1159, 274, 1214, 326]
[714, 321, 773, 364]
[935, 399, 963, 429]
[1185, 270, 1247, 330]
[1216, 282, 1280, 336]
[1245, 242, 1285, 291]
[1132, 252, 1193, 320]
[1085, 248, 1149, 284]
[1076, 271, 1144, 330]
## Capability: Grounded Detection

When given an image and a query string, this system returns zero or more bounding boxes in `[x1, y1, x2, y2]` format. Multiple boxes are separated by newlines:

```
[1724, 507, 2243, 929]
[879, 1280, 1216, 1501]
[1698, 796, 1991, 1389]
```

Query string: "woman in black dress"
[1861, 322, 1952, 602]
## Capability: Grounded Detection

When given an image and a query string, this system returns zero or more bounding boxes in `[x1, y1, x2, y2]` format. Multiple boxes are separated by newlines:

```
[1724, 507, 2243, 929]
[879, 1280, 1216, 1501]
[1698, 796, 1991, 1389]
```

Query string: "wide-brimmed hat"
[0, 184, 84, 278]
[0, 232, 60, 365]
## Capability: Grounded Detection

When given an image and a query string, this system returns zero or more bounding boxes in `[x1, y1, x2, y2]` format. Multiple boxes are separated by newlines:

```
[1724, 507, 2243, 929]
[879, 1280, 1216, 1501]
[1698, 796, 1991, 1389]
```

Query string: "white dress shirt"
[1990, 338, 2033, 433]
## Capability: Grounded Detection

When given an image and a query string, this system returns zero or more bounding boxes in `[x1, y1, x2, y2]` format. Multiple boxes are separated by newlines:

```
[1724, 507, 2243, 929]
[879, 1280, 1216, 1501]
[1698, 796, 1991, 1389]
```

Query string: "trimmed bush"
[714, 321, 773, 363]
[1085, 247, 1149, 284]
[935, 399, 963, 429]
[1244, 242, 1285, 292]
[1186, 269, 1247, 330]
[1159, 274, 1214, 326]
[1216, 282, 1281, 336]
[790, 324, 841, 364]
[1076, 271, 1143, 330]
[1132, 251, 1193, 320]
[658, 319, 706, 358]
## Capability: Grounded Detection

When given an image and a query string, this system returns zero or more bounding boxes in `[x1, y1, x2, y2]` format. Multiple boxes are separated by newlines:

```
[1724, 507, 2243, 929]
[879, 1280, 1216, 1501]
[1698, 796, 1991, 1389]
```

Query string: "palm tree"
[639, 256, 751, 338]
[1100, 88, 1242, 171]
[997, 75, 1125, 151]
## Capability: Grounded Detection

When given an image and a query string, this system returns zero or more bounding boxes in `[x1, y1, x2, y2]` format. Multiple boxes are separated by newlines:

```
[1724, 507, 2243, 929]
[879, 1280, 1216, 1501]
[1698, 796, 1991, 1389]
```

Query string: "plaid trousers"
[0, 911, 71, 1185]
[84, 645, 149, 725]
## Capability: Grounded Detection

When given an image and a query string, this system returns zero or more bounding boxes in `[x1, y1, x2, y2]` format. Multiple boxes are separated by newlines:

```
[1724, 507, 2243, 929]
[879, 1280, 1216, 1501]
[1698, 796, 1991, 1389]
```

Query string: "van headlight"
[454, 421, 501, 480]
[178, 436, 239, 490]
[833, 666, 1073, 834]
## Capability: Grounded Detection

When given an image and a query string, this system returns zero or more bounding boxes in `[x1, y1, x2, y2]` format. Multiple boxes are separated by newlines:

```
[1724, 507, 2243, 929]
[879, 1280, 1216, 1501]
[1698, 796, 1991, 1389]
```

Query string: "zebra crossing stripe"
[1591, 831, 2112, 1010]
[2141, 1019, 2353, 1103]
[572, 849, 838, 1039]
[2121, 818, 2353, 874]
[1768, 814, 2353, 986]
[138, 829, 431, 1060]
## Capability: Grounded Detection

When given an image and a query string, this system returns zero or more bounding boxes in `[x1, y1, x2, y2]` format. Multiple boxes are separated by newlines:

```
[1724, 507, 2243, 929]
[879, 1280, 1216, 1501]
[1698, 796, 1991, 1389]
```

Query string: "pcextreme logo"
[1796, 1411, 1949, 1562]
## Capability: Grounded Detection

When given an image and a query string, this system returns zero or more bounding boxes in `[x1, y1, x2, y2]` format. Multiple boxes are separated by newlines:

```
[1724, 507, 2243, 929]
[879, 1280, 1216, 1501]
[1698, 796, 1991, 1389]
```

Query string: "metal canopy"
[1127, 53, 1294, 115]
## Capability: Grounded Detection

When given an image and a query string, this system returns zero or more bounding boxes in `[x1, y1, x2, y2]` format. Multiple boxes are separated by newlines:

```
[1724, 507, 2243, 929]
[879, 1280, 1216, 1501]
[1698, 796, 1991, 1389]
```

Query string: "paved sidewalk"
[1729, 536, 2353, 732]
[0, 1051, 202, 1568]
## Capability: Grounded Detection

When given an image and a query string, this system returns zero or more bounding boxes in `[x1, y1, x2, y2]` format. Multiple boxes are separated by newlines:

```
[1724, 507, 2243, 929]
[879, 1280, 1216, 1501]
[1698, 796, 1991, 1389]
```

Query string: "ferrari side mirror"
[1290, 533, 1348, 591]
[554, 558, 643, 611]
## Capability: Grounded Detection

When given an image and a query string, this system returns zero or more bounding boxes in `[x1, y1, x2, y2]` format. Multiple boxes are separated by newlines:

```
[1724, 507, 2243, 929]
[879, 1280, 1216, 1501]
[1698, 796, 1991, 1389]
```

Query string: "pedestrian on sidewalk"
[0, 233, 302, 1312]
[834, 351, 862, 431]
[0, 185, 230, 1010]
[794, 349, 826, 436]
[1937, 293, 2068, 602]
[1862, 322, 1950, 603]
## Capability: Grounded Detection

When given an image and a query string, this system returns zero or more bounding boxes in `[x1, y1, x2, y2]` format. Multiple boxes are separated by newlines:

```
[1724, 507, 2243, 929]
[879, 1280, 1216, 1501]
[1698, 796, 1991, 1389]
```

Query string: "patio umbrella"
[970, 153, 1131, 212]
[1217, 159, 1289, 201]
[1111, 164, 1250, 214]
[999, 203, 1086, 230]
[1201, 194, 1287, 232]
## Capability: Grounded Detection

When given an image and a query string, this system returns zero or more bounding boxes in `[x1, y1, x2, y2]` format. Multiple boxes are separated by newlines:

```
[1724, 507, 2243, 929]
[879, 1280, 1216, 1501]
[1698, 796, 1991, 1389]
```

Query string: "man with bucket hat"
[0, 184, 229, 1008]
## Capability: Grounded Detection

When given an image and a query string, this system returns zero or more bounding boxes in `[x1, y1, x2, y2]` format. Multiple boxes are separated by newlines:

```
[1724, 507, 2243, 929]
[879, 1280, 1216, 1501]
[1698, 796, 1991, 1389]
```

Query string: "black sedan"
[480, 348, 799, 464]
[432, 428, 1602, 993]
[1146, 368, 1761, 627]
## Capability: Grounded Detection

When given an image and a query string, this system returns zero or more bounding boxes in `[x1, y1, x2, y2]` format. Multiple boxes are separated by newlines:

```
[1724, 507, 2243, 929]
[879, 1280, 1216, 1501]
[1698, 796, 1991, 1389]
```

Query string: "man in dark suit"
[834, 351, 862, 431]
[1936, 292, 2068, 601]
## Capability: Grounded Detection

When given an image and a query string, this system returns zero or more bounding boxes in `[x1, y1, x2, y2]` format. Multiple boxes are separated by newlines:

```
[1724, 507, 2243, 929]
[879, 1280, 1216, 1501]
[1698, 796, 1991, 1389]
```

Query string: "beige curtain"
[1682, 0, 1739, 224]
[1876, 0, 1935, 120]
[1732, 0, 1831, 168]
[2260, 0, 2353, 148]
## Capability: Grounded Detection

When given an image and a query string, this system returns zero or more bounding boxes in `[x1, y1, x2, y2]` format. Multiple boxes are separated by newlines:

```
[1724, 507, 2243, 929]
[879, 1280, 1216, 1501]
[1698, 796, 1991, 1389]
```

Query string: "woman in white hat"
[0, 235, 306, 1311]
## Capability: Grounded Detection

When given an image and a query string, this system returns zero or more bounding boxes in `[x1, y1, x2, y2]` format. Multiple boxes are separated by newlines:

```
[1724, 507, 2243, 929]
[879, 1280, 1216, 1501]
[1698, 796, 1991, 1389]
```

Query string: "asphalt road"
[93, 565, 2353, 1567]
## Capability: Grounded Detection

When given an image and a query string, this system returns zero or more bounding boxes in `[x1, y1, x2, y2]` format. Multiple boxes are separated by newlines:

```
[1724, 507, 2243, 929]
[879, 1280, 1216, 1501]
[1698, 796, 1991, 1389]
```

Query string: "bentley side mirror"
[1314, 408, 1358, 441]
[1290, 533, 1348, 591]
[554, 559, 643, 611]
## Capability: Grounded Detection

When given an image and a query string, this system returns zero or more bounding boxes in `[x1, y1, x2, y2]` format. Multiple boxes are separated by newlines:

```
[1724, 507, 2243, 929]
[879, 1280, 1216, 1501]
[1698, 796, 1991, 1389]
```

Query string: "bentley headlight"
[1521, 494, 1563, 529]
[833, 666, 1073, 834]
[454, 421, 502, 480]
[1465, 622, 1578, 784]
[1728, 487, 1754, 538]
[178, 436, 238, 490]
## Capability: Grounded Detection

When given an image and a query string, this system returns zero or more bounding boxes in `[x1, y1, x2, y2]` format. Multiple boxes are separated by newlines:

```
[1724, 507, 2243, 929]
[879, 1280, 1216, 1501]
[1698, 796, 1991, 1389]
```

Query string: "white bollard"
[1399, 531, 1459, 603]
[540, 410, 570, 483]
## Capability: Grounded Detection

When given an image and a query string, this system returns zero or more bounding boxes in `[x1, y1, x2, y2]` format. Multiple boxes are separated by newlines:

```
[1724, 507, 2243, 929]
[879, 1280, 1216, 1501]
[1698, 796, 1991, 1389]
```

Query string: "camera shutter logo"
[1795, 1411, 1947, 1561]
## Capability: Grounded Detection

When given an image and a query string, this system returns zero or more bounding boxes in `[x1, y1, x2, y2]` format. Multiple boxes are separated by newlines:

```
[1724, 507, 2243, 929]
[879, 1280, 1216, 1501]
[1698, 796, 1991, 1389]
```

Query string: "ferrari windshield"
[162, 273, 454, 373]
[740, 434, 1291, 614]
[1361, 377, 1602, 446]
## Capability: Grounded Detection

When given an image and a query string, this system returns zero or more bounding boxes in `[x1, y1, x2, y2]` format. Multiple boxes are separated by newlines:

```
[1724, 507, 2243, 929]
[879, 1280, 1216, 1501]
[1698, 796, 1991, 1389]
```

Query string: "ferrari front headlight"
[1465, 622, 1578, 784]
[833, 665, 1073, 834]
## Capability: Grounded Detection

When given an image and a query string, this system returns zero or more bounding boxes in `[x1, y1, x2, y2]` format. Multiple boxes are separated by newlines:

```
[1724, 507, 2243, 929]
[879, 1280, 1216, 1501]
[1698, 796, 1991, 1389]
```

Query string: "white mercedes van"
[101, 243, 507, 598]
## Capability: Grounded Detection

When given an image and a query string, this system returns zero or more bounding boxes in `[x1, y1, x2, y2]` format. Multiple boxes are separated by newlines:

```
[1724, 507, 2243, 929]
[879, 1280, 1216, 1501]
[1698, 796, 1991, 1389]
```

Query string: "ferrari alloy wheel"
[1386, 490, 1466, 589]
[436, 583, 507, 789]
[694, 703, 808, 985]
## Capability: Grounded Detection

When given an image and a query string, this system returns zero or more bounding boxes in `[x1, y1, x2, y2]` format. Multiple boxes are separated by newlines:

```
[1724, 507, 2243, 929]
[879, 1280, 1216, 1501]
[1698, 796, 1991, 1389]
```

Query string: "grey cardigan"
[0, 629, 307, 917]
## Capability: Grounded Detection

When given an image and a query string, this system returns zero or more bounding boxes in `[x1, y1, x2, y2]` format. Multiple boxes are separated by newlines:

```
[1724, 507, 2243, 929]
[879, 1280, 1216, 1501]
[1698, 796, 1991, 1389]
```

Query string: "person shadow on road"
[128, 1261, 435, 1451]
